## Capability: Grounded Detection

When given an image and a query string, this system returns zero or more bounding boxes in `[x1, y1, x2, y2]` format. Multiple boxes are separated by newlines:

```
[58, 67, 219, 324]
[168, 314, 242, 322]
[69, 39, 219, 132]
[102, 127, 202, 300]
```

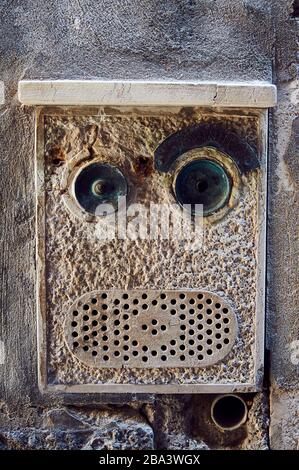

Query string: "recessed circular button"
[74, 162, 127, 215]
[174, 159, 231, 216]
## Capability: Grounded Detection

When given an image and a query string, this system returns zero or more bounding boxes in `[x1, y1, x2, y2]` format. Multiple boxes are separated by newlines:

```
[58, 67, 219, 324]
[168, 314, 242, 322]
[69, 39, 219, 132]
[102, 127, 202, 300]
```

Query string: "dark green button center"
[74, 163, 127, 215]
[174, 159, 231, 216]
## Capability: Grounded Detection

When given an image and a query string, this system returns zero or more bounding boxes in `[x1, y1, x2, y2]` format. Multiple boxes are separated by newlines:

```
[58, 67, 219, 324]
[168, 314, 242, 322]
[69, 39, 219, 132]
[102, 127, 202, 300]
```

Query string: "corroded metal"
[154, 122, 259, 174]
[74, 162, 127, 215]
[174, 159, 231, 216]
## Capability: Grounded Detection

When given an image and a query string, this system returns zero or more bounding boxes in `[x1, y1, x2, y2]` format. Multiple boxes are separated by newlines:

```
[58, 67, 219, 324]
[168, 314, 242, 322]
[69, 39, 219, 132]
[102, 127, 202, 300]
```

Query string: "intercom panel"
[36, 104, 267, 393]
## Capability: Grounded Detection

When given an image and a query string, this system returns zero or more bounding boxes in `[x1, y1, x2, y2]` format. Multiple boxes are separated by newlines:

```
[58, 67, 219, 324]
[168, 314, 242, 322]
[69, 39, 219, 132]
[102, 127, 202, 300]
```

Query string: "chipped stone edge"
[0, 81, 4, 105]
[19, 80, 277, 108]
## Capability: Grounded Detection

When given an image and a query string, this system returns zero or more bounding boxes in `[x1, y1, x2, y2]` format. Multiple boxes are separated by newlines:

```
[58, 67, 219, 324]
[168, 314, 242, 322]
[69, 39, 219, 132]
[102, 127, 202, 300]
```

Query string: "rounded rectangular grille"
[64, 290, 237, 368]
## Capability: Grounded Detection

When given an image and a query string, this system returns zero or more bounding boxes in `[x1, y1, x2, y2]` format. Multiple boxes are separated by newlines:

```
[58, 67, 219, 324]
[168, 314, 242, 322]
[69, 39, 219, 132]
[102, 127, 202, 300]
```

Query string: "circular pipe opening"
[211, 394, 247, 431]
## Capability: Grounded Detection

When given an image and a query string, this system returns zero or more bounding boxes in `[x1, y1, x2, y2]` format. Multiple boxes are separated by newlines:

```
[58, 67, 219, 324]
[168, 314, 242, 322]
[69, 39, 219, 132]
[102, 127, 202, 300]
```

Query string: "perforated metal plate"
[64, 290, 238, 368]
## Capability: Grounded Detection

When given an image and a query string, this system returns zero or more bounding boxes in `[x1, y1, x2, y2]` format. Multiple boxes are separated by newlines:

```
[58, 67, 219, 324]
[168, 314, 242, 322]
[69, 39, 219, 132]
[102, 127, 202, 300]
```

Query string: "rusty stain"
[48, 145, 66, 166]
[133, 155, 153, 177]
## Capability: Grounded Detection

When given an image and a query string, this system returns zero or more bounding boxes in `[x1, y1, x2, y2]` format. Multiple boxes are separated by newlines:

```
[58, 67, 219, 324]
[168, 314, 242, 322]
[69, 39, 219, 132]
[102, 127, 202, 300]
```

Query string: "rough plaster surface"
[40, 108, 264, 389]
[0, 404, 154, 450]
[0, 0, 298, 449]
[143, 392, 269, 450]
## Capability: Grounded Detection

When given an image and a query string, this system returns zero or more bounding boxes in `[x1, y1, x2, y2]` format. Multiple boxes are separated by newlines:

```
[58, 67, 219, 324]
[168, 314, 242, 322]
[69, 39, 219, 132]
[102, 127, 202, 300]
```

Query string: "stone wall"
[0, 0, 298, 449]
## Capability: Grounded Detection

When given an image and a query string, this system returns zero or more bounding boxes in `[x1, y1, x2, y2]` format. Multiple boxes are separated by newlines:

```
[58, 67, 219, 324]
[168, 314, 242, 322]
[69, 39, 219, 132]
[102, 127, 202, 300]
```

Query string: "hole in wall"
[211, 395, 248, 431]
[293, 0, 299, 17]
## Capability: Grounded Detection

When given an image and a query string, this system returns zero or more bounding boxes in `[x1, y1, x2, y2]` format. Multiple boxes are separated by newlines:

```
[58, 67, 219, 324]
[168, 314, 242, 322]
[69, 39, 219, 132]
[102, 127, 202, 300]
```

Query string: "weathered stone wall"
[0, 0, 298, 449]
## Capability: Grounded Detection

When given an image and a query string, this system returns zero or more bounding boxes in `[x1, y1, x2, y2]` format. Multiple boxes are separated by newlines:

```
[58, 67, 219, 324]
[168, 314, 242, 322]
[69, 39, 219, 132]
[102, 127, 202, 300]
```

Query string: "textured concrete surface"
[0, 404, 154, 449]
[144, 393, 269, 449]
[0, 0, 298, 449]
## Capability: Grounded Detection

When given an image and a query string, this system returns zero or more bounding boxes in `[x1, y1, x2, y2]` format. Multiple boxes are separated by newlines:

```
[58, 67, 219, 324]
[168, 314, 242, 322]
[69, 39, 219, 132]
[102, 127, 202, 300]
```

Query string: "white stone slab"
[0, 81, 4, 105]
[18, 80, 277, 108]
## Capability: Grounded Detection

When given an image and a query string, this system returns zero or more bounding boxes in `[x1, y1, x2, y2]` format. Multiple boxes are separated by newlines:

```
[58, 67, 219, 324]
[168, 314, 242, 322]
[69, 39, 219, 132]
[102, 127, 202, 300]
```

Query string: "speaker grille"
[64, 290, 238, 368]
